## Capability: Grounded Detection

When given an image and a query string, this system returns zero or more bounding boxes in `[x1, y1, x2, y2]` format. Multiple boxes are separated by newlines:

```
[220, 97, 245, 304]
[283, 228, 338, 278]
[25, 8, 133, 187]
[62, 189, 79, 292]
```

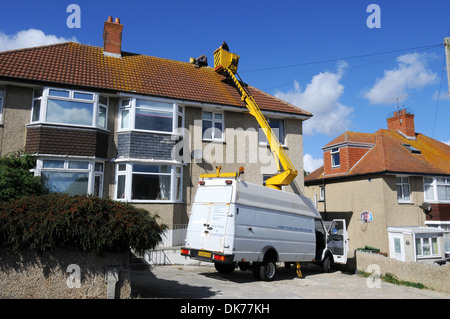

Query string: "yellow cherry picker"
[199, 46, 298, 190]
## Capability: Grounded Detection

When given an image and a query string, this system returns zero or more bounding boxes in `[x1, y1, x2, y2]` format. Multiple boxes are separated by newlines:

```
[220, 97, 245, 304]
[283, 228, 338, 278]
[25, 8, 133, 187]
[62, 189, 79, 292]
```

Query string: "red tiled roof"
[0, 42, 311, 117]
[323, 131, 375, 148]
[305, 129, 450, 182]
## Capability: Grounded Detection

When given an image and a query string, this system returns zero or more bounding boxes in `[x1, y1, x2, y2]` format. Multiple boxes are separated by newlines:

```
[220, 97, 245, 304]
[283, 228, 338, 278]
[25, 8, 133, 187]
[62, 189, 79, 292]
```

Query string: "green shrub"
[0, 194, 167, 254]
[0, 153, 48, 201]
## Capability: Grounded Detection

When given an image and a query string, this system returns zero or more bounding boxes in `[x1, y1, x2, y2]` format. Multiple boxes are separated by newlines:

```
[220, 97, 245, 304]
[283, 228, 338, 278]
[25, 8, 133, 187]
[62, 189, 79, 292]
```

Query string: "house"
[0, 17, 311, 241]
[304, 108, 450, 264]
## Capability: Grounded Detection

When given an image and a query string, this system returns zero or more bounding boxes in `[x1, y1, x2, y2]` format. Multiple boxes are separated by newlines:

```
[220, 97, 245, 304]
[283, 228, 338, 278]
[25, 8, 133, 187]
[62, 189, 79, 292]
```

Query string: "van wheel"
[252, 263, 262, 280]
[322, 254, 332, 273]
[257, 259, 277, 281]
[215, 262, 235, 274]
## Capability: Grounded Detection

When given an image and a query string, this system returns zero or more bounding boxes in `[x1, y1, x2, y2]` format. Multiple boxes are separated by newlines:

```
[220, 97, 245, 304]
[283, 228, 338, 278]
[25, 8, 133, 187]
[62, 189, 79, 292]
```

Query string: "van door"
[187, 203, 230, 253]
[206, 203, 230, 252]
[326, 219, 348, 264]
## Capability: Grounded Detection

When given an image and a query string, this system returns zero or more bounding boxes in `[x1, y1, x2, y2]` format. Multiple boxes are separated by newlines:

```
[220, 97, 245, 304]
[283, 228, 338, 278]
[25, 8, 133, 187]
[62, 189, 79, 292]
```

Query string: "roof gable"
[0, 42, 310, 117]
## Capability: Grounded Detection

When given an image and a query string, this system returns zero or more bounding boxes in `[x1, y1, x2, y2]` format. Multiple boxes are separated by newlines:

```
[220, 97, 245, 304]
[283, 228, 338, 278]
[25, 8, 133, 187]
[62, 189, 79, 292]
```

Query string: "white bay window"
[31, 88, 108, 129]
[36, 158, 104, 197]
[119, 98, 183, 134]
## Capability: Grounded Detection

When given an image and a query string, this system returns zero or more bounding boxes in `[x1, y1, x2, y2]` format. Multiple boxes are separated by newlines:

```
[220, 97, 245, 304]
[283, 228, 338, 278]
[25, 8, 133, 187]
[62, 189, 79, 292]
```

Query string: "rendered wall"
[0, 248, 131, 299]
[356, 250, 450, 294]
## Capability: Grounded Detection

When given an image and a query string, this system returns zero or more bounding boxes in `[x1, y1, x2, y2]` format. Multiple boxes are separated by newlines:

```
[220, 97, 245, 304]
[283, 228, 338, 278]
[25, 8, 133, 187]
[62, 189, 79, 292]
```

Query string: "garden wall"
[356, 250, 450, 294]
[0, 247, 130, 299]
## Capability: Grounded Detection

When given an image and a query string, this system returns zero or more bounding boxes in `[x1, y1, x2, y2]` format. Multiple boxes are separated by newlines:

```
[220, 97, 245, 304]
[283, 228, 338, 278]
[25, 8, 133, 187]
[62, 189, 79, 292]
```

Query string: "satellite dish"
[420, 202, 432, 213]
[191, 149, 203, 160]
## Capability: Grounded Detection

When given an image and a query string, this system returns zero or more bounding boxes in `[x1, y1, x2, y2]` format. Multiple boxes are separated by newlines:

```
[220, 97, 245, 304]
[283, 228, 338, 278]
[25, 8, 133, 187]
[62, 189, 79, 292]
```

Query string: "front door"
[388, 232, 405, 261]
[327, 219, 348, 264]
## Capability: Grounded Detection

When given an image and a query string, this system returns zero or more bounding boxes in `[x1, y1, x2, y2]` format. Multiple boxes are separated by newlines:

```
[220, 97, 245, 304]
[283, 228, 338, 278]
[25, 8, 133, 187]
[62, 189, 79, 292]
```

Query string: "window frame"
[331, 147, 340, 168]
[31, 87, 108, 130]
[424, 176, 450, 203]
[319, 185, 325, 201]
[35, 158, 104, 197]
[115, 162, 183, 203]
[202, 111, 224, 141]
[118, 97, 183, 135]
[396, 176, 412, 203]
[415, 235, 440, 258]
[258, 118, 286, 147]
[0, 88, 4, 124]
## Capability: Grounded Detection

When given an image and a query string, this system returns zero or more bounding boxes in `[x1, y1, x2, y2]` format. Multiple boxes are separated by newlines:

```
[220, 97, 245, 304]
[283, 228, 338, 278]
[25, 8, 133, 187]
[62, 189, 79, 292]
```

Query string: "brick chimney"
[103, 16, 123, 57]
[387, 108, 415, 138]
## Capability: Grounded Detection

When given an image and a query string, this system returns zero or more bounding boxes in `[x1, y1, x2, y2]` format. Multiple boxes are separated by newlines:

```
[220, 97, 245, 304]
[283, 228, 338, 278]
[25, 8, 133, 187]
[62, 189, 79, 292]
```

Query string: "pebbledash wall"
[356, 250, 450, 294]
[0, 248, 131, 299]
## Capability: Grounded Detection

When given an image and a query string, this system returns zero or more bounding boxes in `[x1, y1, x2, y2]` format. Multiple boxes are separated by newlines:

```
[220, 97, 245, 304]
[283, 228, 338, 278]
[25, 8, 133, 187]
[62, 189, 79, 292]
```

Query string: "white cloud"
[275, 62, 353, 136]
[363, 53, 437, 105]
[0, 29, 77, 51]
[303, 153, 323, 173]
[444, 140, 450, 146]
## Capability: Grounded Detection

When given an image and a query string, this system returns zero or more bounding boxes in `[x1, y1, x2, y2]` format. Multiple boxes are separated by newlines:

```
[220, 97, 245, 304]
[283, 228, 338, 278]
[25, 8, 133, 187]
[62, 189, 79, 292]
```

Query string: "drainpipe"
[322, 179, 327, 220]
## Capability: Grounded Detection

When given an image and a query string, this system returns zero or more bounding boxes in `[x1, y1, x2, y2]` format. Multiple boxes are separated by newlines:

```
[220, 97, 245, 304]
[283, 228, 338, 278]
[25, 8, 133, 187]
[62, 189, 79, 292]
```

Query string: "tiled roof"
[305, 129, 450, 182]
[0, 42, 311, 117]
[323, 131, 375, 148]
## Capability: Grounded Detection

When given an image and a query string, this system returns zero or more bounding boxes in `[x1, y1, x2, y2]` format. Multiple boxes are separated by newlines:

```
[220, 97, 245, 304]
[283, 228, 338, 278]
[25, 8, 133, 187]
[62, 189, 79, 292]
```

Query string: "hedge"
[0, 194, 167, 254]
[0, 154, 48, 202]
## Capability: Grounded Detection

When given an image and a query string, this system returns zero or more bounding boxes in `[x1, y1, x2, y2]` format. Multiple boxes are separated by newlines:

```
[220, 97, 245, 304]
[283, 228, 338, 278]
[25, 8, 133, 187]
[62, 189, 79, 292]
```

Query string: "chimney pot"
[115, 18, 120, 23]
[107, 16, 113, 22]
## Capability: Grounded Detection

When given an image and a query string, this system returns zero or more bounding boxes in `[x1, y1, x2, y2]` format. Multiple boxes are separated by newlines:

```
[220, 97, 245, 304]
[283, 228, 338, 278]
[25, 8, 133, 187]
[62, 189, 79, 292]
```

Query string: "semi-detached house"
[305, 109, 450, 264]
[0, 17, 311, 239]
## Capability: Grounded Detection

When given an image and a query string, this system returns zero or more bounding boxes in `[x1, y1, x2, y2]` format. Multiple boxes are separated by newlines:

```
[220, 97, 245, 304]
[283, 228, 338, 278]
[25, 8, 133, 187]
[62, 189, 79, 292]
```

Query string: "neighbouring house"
[304, 108, 450, 264]
[0, 17, 311, 243]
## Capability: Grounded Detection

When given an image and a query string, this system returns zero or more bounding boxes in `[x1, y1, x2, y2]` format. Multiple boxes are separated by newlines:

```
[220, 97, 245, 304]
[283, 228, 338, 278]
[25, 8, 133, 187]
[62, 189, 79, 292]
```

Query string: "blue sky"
[1, 0, 449, 172]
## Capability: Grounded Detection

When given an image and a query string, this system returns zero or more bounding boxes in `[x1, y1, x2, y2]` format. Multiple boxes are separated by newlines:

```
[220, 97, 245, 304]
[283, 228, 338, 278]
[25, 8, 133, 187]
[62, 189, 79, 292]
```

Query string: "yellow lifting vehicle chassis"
[204, 47, 298, 190]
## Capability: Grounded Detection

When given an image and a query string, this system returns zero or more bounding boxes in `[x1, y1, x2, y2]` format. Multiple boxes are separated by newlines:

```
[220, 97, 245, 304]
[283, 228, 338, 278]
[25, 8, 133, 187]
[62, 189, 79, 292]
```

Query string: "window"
[36, 158, 104, 197]
[415, 236, 439, 257]
[0, 88, 4, 123]
[202, 111, 224, 141]
[115, 163, 183, 202]
[331, 148, 340, 168]
[119, 98, 182, 134]
[31, 88, 108, 129]
[424, 177, 450, 202]
[396, 176, 411, 202]
[258, 118, 285, 145]
[319, 185, 325, 201]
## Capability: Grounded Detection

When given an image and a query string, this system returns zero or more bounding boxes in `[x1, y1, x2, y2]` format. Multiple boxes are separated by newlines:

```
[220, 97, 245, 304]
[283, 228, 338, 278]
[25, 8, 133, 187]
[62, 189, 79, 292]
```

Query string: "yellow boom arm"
[212, 48, 298, 190]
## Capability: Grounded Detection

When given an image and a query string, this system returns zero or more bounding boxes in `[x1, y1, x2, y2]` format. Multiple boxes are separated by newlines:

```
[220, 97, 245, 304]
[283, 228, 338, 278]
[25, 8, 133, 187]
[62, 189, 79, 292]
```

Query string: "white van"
[181, 178, 348, 281]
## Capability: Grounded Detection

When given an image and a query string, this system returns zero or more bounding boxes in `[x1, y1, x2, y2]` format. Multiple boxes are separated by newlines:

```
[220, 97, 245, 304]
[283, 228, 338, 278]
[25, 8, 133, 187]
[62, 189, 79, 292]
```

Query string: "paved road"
[130, 263, 449, 299]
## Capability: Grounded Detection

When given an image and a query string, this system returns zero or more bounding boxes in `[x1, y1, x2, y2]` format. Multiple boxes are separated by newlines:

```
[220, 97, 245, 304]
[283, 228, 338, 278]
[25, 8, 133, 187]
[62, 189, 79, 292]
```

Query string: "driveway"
[130, 263, 449, 299]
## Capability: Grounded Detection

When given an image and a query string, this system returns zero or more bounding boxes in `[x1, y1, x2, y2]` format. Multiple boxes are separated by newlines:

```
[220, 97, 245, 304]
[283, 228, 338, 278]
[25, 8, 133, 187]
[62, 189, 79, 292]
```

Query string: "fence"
[157, 224, 188, 248]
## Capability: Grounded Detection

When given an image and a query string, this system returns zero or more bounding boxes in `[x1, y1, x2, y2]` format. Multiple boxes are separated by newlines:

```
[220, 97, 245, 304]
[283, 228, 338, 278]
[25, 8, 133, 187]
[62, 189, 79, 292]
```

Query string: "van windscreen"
[194, 186, 232, 203]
